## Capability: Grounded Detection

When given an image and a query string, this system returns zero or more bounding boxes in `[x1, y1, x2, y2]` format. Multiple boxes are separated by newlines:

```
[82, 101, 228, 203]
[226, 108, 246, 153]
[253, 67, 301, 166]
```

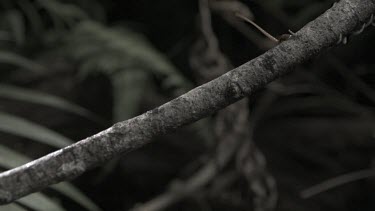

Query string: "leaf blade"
[0, 84, 104, 123]
[0, 112, 73, 148]
[0, 51, 45, 73]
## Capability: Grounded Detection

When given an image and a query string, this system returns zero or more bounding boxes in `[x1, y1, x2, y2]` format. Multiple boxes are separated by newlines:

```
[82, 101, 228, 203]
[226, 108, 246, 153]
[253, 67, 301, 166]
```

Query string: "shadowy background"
[0, 0, 375, 210]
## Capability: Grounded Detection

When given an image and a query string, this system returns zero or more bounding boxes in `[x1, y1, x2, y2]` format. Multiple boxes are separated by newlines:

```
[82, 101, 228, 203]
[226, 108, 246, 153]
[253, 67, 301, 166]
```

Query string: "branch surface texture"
[0, 0, 374, 204]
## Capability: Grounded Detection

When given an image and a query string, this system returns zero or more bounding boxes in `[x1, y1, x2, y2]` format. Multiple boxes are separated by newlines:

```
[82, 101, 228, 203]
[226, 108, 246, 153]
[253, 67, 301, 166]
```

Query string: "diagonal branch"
[0, 0, 374, 204]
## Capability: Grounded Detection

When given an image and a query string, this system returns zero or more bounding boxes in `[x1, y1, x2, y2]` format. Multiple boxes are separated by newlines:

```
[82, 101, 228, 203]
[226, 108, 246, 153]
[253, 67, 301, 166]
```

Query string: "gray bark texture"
[0, 0, 374, 204]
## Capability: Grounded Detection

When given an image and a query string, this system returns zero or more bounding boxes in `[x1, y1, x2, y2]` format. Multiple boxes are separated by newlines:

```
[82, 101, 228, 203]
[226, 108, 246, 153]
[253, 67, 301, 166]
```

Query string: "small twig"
[301, 168, 375, 198]
[235, 12, 279, 43]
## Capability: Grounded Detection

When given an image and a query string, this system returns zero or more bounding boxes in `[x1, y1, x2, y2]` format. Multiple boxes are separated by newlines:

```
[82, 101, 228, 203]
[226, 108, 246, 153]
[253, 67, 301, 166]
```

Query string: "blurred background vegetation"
[0, 0, 375, 210]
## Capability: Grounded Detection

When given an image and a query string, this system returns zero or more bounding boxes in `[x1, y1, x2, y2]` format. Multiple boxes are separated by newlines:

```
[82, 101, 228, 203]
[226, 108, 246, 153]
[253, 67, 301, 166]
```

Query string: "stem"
[235, 13, 279, 43]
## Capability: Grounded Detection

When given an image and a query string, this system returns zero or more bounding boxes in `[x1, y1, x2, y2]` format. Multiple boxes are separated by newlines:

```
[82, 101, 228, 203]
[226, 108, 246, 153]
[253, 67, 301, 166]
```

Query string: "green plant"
[0, 0, 104, 210]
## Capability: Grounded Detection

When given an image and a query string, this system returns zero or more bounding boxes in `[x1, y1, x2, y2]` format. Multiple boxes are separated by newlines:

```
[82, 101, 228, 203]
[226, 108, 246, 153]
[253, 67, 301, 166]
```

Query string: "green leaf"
[0, 84, 104, 123]
[0, 203, 28, 211]
[0, 145, 29, 168]
[17, 0, 44, 34]
[66, 21, 191, 93]
[111, 70, 149, 121]
[53, 183, 102, 211]
[5, 10, 25, 45]
[0, 51, 46, 73]
[0, 145, 101, 211]
[64, 21, 192, 121]
[0, 112, 73, 148]
[17, 193, 67, 211]
[36, 0, 88, 27]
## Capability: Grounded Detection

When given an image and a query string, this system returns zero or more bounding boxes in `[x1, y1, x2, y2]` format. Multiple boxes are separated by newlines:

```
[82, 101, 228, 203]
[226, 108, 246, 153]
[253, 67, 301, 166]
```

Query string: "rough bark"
[0, 0, 374, 204]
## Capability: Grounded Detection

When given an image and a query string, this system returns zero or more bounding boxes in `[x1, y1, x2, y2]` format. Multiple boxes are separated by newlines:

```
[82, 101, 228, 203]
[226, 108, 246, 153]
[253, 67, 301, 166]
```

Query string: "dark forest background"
[0, 0, 375, 210]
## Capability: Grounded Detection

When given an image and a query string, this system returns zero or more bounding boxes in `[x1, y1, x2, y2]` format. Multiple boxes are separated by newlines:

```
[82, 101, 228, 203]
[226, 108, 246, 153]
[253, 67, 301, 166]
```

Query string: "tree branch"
[0, 0, 374, 204]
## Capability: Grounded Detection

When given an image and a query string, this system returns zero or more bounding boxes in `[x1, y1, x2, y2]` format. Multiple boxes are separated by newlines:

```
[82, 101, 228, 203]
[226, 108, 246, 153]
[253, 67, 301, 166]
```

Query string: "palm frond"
[0, 112, 73, 148]
[0, 84, 104, 123]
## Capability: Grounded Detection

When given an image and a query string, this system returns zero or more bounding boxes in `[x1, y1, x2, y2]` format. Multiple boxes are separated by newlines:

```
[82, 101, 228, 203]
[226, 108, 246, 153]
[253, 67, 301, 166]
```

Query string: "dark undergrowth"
[0, 0, 375, 210]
